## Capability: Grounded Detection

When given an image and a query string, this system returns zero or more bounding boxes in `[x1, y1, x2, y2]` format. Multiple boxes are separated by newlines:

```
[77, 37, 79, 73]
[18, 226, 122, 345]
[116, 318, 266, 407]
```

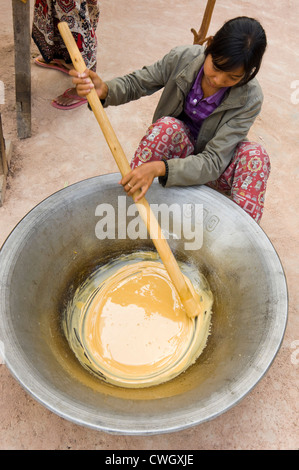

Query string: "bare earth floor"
[0, 0, 298, 450]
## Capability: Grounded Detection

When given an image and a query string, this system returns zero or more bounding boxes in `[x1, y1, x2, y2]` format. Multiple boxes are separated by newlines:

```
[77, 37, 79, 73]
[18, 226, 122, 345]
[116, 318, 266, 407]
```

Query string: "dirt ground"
[0, 0, 298, 450]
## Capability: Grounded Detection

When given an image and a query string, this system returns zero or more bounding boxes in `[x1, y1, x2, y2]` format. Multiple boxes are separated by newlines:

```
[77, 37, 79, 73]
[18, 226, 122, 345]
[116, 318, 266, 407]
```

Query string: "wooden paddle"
[58, 21, 203, 318]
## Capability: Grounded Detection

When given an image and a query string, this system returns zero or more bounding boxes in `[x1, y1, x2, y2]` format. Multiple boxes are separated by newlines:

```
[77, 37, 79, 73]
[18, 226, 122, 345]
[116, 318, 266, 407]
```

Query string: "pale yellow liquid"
[63, 252, 213, 388]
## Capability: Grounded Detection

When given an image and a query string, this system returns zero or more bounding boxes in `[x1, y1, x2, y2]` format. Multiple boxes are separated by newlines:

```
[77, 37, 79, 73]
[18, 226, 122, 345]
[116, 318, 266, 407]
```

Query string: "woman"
[71, 16, 270, 222]
[32, 0, 100, 109]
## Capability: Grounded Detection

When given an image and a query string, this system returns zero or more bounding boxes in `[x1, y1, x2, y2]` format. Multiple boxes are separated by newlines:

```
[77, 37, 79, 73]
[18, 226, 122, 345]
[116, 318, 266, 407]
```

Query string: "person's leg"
[53, 0, 100, 108]
[132, 123, 271, 222]
[130, 117, 195, 169]
[208, 142, 271, 222]
[32, 0, 100, 108]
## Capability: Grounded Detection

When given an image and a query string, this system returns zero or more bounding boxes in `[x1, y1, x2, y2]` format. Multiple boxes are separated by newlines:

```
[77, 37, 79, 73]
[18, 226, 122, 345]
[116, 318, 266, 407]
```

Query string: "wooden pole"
[191, 0, 216, 45]
[12, 0, 31, 139]
[0, 114, 8, 206]
[58, 22, 203, 319]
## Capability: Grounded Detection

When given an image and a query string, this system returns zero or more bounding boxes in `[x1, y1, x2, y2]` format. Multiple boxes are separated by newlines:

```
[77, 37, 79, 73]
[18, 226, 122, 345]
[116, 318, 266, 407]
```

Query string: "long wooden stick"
[191, 0, 216, 45]
[58, 21, 202, 318]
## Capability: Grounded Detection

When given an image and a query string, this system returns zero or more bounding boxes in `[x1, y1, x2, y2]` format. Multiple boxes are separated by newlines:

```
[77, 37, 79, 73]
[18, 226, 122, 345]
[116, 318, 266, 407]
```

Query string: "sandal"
[34, 57, 71, 75]
[51, 88, 87, 110]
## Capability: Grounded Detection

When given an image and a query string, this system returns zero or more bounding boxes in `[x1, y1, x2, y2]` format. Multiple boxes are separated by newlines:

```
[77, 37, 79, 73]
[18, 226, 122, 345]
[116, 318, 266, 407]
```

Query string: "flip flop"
[51, 88, 88, 110]
[34, 57, 70, 75]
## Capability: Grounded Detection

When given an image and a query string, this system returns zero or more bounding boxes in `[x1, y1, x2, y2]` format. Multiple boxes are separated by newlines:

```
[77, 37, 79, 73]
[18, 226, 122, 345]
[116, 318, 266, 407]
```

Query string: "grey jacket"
[105, 45, 264, 186]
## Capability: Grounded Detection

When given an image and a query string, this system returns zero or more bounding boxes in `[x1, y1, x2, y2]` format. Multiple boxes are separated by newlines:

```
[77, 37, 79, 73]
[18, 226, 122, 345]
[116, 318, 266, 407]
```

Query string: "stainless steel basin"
[0, 174, 288, 434]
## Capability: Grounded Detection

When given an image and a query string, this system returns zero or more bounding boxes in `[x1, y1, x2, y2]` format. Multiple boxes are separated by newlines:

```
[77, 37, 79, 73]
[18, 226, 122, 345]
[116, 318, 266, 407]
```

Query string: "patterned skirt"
[32, 0, 100, 70]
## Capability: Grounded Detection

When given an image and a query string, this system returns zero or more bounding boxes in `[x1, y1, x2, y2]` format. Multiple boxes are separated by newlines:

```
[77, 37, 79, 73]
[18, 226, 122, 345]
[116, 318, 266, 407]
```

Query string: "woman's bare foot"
[51, 87, 87, 110]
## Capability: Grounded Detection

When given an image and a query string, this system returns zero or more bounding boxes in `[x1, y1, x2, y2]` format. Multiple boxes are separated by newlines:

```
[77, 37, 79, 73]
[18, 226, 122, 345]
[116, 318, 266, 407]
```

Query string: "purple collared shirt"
[181, 65, 228, 140]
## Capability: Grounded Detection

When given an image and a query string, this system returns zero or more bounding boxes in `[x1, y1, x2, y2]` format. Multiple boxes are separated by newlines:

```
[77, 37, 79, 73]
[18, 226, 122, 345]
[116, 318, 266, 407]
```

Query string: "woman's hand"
[119, 161, 166, 202]
[69, 69, 108, 100]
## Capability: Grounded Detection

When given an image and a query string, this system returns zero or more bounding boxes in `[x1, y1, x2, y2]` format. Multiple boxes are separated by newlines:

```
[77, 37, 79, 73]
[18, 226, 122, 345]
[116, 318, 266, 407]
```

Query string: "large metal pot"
[0, 174, 288, 434]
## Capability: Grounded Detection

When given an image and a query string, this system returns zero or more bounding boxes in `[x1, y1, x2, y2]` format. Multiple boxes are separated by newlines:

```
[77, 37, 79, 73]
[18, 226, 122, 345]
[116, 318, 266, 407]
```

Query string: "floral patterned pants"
[130, 117, 271, 223]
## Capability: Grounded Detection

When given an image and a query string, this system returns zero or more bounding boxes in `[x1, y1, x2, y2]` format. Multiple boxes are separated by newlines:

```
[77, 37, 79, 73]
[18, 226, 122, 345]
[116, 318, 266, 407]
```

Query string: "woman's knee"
[235, 141, 271, 177]
[131, 116, 194, 168]
[230, 141, 271, 223]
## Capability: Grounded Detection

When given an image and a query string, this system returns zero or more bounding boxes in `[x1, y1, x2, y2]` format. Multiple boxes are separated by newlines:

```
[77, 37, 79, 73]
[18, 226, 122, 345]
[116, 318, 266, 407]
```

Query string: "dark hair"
[204, 17, 267, 86]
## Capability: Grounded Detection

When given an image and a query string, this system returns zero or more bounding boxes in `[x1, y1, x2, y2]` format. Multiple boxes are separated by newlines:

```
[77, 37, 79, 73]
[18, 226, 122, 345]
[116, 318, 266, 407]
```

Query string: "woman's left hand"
[119, 161, 166, 202]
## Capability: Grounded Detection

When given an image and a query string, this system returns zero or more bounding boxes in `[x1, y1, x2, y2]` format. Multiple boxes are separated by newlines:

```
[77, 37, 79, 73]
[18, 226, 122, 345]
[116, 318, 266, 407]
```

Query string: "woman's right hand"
[119, 161, 166, 202]
[69, 69, 108, 100]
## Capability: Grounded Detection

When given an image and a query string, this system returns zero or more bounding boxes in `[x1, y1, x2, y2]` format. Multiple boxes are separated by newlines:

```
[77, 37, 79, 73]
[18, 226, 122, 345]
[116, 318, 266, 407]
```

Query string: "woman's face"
[203, 54, 245, 90]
